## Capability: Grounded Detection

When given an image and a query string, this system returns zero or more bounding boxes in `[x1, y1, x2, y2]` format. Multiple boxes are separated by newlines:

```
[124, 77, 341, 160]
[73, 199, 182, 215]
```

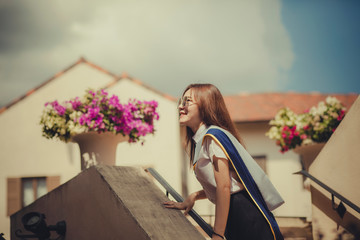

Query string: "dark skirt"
[225, 190, 274, 240]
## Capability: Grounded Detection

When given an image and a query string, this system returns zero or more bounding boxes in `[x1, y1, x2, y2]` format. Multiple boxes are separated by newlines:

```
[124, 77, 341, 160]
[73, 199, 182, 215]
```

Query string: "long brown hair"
[181, 83, 244, 164]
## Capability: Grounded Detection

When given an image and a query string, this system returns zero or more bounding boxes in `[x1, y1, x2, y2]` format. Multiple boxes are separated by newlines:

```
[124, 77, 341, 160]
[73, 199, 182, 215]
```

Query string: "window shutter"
[7, 178, 21, 216]
[46, 176, 60, 192]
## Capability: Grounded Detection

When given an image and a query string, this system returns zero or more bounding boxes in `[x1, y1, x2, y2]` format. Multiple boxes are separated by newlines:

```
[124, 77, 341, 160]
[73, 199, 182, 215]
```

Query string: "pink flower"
[109, 95, 121, 108]
[46, 100, 66, 116]
[300, 134, 307, 140]
[100, 89, 108, 96]
[280, 145, 289, 153]
[69, 97, 81, 110]
[337, 110, 345, 121]
[55, 105, 66, 116]
[41, 88, 159, 143]
[88, 90, 96, 97]
[144, 106, 153, 115]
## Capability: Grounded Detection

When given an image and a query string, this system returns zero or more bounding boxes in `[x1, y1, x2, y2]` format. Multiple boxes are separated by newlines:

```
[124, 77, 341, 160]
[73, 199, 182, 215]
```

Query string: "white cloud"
[0, 0, 294, 106]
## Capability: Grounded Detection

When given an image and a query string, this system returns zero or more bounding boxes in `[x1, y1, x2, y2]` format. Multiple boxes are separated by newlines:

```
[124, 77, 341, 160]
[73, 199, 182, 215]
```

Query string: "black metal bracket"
[15, 229, 38, 239]
[15, 228, 65, 240]
[294, 170, 360, 218]
[332, 194, 347, 219]
[0, 233, 6, 240]
[15, 212, 66, 240]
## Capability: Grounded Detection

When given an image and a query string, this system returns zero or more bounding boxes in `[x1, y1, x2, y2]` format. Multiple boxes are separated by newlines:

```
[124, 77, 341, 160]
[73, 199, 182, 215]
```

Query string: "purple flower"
[46, 100, 66, 116]
[69, 97, 82, 110]
[88, 90, 96, 97]
[101, 89, 108, 96]
[41, 88, 160, 143]
[109, 95, 121, 109]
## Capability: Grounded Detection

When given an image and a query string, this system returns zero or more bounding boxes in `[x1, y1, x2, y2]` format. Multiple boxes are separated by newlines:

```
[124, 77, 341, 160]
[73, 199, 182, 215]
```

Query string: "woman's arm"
[212, 155, 231, 239]
[163, 190, 206, 215]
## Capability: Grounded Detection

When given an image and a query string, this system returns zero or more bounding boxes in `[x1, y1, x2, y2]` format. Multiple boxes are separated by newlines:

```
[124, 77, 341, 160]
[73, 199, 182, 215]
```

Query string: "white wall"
[107, 79, 183, 193]
[0, 63, 117, 237]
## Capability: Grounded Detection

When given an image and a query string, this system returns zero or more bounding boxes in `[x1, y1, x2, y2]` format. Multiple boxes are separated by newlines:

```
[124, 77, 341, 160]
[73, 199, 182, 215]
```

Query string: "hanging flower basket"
[266, 96, 346, 153]
[40, 89, 159, 169]
[293, 143, 325, 171]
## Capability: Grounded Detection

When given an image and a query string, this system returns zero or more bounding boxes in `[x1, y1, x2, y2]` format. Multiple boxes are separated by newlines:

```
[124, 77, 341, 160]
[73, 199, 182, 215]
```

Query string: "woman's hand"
[163, 191, 201, 215]
[163, 200, 188, 212]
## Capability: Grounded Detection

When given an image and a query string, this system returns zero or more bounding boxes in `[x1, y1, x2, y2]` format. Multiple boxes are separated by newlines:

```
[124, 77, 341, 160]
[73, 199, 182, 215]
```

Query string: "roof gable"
[0, 58, 175, 115]
[104, 72, 176, 102]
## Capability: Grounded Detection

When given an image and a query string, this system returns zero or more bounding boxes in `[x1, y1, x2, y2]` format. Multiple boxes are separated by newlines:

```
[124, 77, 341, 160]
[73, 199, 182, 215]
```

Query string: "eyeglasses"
[178, 96, 196, 108]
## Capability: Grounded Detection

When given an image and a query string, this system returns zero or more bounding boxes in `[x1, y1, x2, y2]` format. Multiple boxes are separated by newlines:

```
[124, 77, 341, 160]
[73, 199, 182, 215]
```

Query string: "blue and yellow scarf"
[194, 126, 284, 240]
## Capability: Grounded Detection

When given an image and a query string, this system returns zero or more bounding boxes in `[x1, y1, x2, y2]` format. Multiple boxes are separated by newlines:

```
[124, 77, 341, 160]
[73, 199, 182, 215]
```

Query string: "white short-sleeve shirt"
[193, 124, 244, 203]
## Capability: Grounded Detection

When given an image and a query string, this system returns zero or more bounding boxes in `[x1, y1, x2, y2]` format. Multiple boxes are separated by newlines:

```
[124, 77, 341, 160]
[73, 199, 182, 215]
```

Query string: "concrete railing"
[307, 96, 360, 239]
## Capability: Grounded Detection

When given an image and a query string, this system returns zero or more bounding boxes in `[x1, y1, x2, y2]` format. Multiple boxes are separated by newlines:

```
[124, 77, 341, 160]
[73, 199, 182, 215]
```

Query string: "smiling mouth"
[179, 112, 186, 118]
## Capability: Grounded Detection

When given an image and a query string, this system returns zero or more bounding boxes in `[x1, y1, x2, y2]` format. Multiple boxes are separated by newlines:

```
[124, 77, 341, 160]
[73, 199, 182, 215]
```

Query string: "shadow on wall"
[311, 186, 360, 239]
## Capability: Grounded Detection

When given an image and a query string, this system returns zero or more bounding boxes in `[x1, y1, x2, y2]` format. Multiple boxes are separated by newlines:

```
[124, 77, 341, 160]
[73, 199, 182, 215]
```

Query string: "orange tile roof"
[224, 92, 359, 123]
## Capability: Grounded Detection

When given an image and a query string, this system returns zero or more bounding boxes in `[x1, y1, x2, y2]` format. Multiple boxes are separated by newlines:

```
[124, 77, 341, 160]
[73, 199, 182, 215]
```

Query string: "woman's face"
[178, 89, 203, 133]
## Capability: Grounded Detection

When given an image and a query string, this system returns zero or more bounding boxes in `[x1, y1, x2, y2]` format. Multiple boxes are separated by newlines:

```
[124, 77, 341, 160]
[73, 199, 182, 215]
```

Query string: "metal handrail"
[145, 168, 213, 238]
[294, 170, 360, 215]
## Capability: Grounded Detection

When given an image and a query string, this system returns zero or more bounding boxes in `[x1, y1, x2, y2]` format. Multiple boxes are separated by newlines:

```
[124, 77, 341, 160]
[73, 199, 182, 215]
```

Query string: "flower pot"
[293, 143, 326, 171]
[71, 132, 128, 170]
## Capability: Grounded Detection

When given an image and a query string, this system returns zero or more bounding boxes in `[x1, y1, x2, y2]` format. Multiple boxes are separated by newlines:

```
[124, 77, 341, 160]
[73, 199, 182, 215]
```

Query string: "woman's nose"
[177, 102, 184, 110]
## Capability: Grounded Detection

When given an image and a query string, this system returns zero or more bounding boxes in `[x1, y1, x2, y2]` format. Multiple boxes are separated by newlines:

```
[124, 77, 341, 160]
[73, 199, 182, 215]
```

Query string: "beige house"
[1, 58, 358, 238]
[0, 58, 183, 238]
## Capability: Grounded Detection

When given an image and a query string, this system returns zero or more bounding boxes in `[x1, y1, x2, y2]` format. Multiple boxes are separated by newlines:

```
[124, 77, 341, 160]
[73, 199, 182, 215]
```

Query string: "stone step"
[278, 217, 313, 240]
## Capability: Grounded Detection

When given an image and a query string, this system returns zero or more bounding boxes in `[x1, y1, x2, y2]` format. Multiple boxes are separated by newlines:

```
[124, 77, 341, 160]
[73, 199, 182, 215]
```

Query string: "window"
[7, 176, 60, 216]
[22, 177, 47, 207]
[252, 155, 267, 173]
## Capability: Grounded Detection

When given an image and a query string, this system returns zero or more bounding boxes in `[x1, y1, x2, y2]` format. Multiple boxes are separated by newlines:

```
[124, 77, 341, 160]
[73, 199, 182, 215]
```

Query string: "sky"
[0, 0, 359, 107]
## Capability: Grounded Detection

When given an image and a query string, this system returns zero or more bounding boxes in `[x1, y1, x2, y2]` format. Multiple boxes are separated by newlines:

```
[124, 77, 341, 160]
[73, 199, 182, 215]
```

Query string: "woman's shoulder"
[207, 125, 224, 131]
[205, 125, 242, 148]
[203, 126, 229, 148]
[206, 125, 230, 136]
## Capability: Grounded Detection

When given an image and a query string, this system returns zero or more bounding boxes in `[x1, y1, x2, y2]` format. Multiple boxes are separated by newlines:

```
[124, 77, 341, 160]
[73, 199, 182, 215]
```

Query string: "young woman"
[164, 84, 284, 240]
